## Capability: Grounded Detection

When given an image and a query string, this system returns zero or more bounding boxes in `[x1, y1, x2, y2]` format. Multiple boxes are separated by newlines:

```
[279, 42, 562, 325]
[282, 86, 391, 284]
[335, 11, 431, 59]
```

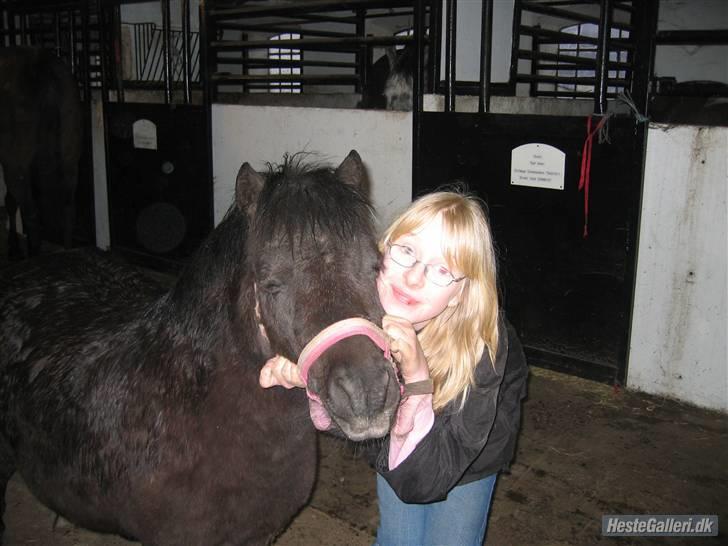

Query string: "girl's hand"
[259, 355, 305, 389]
[381, 315, 430, 383]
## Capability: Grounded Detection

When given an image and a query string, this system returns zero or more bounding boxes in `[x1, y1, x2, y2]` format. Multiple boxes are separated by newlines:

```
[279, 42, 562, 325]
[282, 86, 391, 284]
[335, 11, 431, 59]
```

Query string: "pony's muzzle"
[308, 337, 400, 441]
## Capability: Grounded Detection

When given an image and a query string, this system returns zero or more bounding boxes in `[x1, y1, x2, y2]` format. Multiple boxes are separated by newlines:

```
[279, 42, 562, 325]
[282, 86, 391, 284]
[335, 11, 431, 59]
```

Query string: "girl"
[261, 190, 528, 546]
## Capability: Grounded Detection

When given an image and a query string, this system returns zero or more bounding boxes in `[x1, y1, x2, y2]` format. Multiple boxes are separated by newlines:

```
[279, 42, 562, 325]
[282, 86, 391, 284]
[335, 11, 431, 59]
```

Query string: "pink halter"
[296, 318, 397, 430]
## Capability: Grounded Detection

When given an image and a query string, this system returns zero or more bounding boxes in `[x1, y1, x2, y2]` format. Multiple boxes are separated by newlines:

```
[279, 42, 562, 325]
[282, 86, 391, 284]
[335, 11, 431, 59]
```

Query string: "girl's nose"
[403, 262, 426, 288]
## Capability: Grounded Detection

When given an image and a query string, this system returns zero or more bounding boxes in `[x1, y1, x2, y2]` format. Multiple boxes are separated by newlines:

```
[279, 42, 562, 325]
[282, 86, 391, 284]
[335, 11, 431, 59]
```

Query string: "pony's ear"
[335, 150, 369, 195]
[235, 162, 265, 216]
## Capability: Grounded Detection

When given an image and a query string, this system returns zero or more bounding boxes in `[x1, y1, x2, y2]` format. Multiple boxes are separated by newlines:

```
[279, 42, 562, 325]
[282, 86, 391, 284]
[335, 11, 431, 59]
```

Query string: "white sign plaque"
[510, 143, 565, 190]
[133, 119, 158, 150]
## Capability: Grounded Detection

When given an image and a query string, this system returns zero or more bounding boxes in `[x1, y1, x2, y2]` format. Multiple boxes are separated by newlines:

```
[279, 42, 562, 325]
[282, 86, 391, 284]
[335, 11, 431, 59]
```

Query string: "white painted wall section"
[211, 104, 413, 230]
[629, 125, 728, 412]
[90, 96, 111, 250]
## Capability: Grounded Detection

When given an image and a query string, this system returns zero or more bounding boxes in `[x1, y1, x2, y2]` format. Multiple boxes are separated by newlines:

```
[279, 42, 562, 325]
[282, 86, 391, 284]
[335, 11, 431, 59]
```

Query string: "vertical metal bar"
[113, 3, 124, 103]
[508, 0, 522, 96]
[6, 2, 13, 47]
[594, 0, 612, 114]
[54, 11, 61, 57]
[529, 33, 539, 97]
[413, 0, 425, 114]
[200, 0, 216, 103]
[81, 1, 90, 103]
[68, 9, 77, 76]
[412, 0, 426, 199]
[444, 0, 456, 112]
[629, 0, 658, 116]
[478, 0, 493, 112]
[429, 0, 441, 94]
[20, 12, 27, 45]
[182, 0, 192, 104]
[199, 0, 215, 232]
[97, 0, 109, 103]
[162, 0, 173, 104]
[355, 8, 366, 95]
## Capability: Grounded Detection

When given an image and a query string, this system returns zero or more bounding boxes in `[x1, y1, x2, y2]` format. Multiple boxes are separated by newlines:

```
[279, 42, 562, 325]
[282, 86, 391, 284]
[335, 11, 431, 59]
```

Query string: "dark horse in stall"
[0, 151, 400, 545]
[0, 46, 82, 257]
[359, 44, 424, 111]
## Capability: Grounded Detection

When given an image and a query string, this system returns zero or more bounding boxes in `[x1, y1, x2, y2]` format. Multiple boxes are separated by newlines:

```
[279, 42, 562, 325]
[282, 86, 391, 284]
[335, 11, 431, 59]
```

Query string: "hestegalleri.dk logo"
[602, 515, 718, 537]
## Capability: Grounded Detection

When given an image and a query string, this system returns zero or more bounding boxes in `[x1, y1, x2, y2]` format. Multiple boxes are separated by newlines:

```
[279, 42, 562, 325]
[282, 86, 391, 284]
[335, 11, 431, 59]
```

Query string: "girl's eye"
[400, 244, 415, 256]
[436, 265, 451, 276]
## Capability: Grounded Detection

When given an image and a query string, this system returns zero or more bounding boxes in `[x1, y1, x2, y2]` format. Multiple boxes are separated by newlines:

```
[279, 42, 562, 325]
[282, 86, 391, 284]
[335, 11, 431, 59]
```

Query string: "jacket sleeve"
[375, 319, 508, 503]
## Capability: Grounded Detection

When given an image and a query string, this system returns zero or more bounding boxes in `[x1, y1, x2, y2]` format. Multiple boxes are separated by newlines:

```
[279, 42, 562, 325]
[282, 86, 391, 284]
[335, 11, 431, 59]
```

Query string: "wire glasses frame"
[386, 243, 465, 287]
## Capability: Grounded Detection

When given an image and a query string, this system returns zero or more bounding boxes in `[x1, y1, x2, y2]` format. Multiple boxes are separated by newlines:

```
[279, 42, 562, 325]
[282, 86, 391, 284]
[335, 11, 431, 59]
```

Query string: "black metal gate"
[415, 112, 646, 383]
[100, 0, 211, 269]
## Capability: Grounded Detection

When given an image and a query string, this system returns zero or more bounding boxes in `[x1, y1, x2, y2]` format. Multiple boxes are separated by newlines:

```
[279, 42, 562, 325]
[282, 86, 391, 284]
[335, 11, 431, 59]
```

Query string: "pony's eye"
[262, 280, 282, 294]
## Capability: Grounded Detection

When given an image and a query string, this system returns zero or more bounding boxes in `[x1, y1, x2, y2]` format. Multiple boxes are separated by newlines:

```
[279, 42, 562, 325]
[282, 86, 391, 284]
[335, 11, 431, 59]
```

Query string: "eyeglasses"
[386, 243, 465, 287]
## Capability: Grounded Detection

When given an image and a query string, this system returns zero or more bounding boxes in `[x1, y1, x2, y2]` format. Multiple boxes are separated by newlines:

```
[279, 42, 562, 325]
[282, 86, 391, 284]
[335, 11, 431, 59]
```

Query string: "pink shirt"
[388, 393, 435, 469]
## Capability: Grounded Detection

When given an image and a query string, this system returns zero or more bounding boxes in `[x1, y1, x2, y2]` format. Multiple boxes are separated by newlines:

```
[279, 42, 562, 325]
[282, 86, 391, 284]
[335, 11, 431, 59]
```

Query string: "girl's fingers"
[260, 355, 304, 389]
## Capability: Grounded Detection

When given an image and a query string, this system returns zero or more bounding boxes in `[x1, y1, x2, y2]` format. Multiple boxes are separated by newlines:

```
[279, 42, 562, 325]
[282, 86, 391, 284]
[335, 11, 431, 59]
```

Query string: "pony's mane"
[253, 154, 374, 249]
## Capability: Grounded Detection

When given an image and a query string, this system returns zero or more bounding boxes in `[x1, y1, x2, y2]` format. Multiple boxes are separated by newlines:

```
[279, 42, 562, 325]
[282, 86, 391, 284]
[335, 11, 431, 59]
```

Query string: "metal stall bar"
[594, 0, 612, 114]
[208, 0, 414, 19]
[162, 0, 172, 104]
[478, 0, 493, 112]
[181, 0, 191, 103]
[411, 0, 425, 195]
[355, 7, 365, 95]
[628, 0, 657, 115]
[443, 0, 456, 112]
[511, 1, 638, 102]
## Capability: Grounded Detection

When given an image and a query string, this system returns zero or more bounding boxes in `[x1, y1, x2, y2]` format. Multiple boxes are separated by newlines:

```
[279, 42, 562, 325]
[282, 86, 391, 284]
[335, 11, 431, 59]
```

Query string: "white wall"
[438, 0, 514, 84]
[629, 125, 728, 412]
[211, 105, 413, 229]
[91, 95, 111, 250]
[655, 0, 728, 85]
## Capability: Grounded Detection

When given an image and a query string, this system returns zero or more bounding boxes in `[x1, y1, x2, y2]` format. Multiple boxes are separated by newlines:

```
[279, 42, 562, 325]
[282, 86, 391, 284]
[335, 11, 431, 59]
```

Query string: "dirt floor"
[1, 233, 726, 545]
[3, 365, 727, 546]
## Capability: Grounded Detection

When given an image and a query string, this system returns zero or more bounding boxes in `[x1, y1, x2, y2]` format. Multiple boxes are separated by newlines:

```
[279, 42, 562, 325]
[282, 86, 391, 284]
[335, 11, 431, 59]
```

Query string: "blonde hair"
[380, 190, 500, 412]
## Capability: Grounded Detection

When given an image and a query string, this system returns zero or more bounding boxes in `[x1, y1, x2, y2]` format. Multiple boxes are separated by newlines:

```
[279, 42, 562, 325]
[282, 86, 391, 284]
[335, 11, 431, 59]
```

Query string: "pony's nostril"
[329, 368, 362, 409]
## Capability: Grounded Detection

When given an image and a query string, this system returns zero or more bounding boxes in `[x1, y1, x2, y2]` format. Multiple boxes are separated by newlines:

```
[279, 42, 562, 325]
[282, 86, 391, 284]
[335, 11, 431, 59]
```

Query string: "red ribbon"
[578, 115, 608, 239]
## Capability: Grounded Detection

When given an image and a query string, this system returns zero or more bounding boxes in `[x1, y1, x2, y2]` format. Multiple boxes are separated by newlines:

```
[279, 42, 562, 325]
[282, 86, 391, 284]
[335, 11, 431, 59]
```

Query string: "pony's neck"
[163, 210, 261, 357]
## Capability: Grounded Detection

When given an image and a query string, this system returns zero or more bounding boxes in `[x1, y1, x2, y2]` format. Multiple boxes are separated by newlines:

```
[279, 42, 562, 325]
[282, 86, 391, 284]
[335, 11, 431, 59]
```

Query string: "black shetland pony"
[0, 151, 400, 545]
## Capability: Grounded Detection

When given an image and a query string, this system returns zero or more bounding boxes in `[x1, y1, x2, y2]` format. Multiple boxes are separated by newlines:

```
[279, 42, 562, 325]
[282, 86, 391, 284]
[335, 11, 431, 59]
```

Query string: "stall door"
[106, 103, 211, 268]
[416, 112, 646, 383]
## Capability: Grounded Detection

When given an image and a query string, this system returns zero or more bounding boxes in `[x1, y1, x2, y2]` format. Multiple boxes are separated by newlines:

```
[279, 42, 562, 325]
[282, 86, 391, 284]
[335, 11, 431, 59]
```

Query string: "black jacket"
[375, 318, 529, 503]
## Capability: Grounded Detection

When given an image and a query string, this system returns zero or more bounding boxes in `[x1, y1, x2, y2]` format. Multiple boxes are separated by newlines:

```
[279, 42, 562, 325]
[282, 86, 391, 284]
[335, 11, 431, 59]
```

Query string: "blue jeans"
[375, 473, 498, 546]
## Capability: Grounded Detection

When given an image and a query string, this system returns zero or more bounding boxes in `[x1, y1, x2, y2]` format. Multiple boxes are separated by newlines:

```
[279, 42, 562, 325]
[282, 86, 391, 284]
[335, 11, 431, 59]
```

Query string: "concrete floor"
[0, 229, 726, 545]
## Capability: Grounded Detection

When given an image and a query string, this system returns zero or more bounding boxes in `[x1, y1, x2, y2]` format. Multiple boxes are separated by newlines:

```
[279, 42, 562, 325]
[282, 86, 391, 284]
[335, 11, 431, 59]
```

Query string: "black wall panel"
[106, 103, 212, 267]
